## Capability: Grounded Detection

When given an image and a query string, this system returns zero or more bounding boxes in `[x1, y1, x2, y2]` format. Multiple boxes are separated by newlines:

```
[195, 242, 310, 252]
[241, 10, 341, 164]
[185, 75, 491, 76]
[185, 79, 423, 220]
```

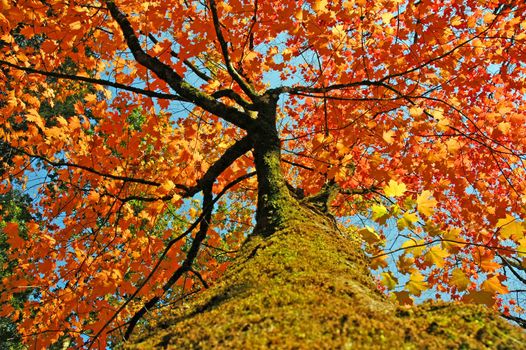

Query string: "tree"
[1, 0, 526, 348]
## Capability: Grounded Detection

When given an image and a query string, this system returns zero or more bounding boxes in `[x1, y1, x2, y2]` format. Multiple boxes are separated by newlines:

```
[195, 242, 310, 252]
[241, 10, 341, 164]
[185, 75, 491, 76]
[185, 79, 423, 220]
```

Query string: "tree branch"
[208, 0, 259, 101]
[86, 171, 255, 347]
[144, 32, 213, 83]
[121, 185, 214, 341]
[0, 59, 188, 101]
[105, 0, 256, 131]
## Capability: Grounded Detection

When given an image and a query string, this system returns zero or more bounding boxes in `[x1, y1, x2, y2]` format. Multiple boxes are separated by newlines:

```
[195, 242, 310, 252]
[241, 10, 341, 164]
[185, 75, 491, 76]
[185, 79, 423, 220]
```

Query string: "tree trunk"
[125, 95, 526, 349]
[127, 205, 526, 349]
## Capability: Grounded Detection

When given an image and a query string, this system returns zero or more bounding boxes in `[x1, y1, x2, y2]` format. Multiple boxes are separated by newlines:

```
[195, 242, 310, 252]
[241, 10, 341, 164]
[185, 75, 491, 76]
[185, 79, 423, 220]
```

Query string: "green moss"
[126, 205, 526, 349]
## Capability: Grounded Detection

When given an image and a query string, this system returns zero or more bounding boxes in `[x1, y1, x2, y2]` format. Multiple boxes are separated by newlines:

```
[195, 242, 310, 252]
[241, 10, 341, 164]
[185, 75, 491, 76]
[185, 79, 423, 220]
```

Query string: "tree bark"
[250, 92, 300, 236]
[125, 93, 526, 349]
[127, 206, 526, 349]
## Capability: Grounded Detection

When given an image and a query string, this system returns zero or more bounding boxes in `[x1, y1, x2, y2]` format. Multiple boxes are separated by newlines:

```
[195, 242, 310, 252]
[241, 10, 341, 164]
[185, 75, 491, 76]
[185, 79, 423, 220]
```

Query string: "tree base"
[127, 208, 526, 349]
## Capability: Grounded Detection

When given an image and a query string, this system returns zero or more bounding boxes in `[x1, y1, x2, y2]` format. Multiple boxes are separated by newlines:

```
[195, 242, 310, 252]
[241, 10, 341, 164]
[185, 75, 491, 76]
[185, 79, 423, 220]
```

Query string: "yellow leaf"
[497, 122, 511, 134]
[481, 275, 508, 294]
[381, 271, 398, 290]
[401, 239, 425, 256]
[423, 246, 449, 268]
[26, 109, 45, 129]
[497, 214, 524, 239]
[371, 255, 388, 269]
[383, 180, 407, 197]
[423, 221, 442, 237]
[397, 212, 419, 230]
[312, 0, 328, 12]
[69, 21, 82, 31]
[371, 204, 389, 224]
[158, 180, 175, 195]
[382, 130, 395, 144]
[357, 226, 382, 245]
[450, 268, 470, 291]
[409, 106, 423, 117]
[406, 272, 428, 296]
[416, 190, 437, 217]
[441, 228, 464, 253]
[517, 238, 526, 257]
[397, 254, 415, 274]
[381, 12, 394, 24]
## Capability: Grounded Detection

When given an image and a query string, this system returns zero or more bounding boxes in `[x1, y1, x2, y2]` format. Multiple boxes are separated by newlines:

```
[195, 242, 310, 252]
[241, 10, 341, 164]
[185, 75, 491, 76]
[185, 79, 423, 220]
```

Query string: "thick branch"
[185, 135, 253, 196]
[105, 1, 255, 131]
[212, 89, 254, 110]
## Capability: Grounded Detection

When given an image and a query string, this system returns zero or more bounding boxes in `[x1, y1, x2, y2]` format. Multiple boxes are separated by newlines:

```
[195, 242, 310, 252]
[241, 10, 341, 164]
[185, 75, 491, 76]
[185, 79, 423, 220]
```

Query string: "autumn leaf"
[357, 226, 382, 245]
[462, 291, 496, 307]
[481, 275, 508, 294]
[397, 211, 419, 230]
[406, 272, 428, 296]
[382, 130, 395, 144]
[383, 180, 407, 198]
[496, 214, 524, 239]
[371, 204, 389, 225]
[416, 190, 437, 217]
[441, 228, 465, 253]
[401, 239, 425, 256]
[423, 246, 449, 268]
[450, 268, 470, 291]
[371, 254, 388, 270]
[381, 271, 398, 290]
[3, 222, 23, 249]
[479, 258, 501, 273]
[393, 291, 413, 306]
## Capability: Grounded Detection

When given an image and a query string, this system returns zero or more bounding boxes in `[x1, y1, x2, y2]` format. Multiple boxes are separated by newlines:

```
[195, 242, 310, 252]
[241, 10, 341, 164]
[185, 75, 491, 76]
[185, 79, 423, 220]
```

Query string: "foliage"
[1, 0, 526, 348]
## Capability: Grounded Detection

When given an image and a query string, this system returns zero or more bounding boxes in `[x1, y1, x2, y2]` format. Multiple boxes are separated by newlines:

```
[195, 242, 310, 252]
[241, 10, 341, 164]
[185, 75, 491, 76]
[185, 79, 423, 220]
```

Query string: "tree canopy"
[1, 0, 526, 348]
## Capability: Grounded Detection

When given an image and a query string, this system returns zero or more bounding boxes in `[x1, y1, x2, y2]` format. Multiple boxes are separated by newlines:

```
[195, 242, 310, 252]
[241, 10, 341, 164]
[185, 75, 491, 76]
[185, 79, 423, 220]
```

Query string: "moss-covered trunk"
[127, 97, 525, 349]
[128, 206, 525, 349]
[250, 92, 299, 236]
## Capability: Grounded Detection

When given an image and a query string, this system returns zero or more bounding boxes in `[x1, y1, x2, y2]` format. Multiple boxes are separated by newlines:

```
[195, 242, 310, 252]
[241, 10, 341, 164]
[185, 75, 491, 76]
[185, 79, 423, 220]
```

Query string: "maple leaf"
[462, 291, 496, 307]
[481, 275, 509, 294]
[393, 291, 413, 306]
[357, 226, 382, 245]
[397, 211, 419, 230]
[381, 271, 398, 290]
[382, 130, 395, 144]
[496, 214, 524, 239]
[371, 204, 389, 224]
[450, 268, 470, 291]
[416, 190, 437, 217]
[383, 180, 407, 198]
[3, 222, 23, 249]
[406, 272, 428, 296]
[401, 239, 425, 256]
[423, 246, 449, 268]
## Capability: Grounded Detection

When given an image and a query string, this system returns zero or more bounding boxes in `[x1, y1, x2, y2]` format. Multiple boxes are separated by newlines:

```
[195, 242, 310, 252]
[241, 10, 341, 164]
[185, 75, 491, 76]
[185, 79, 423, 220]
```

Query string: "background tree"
[1, 0, 526, 348]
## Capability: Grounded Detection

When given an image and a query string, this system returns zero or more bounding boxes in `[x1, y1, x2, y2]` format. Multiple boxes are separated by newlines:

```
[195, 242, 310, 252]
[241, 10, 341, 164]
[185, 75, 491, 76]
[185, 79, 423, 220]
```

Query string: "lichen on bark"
[126, 205, 526, 349]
